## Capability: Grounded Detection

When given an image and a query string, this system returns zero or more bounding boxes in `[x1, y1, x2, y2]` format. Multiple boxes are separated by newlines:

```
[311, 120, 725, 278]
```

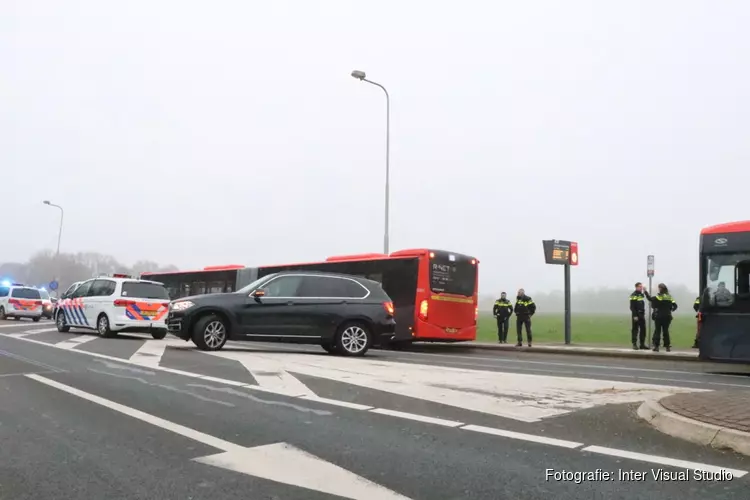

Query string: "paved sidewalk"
[469, 341, 698, 361]
[639, 390, 750, 457]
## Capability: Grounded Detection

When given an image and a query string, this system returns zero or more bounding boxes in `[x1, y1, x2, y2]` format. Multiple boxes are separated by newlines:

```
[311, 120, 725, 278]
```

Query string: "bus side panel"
[701, 313, 750, 362]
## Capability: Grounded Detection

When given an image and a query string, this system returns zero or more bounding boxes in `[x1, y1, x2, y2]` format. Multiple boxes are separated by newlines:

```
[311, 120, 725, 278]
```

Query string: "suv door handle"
[286, 301, 294, 306]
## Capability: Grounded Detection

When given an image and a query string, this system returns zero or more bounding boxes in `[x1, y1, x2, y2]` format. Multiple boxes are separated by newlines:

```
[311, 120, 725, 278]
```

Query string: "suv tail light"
[383, 301, 394, 316]
[418, 299, 428, 321]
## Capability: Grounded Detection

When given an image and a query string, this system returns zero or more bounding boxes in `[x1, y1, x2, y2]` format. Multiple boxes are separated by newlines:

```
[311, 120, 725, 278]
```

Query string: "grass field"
[477, 313, 697, 347]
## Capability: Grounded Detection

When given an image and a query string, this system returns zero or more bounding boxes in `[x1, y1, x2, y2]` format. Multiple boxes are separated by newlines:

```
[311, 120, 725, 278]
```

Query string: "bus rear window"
[11, 288, 41, 299]
[121, 282, 170, 300]
[429, 255, 477, 296]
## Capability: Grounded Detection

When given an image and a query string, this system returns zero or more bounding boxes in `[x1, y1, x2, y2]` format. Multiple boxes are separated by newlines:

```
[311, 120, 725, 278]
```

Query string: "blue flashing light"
[1, 280, 10, 287]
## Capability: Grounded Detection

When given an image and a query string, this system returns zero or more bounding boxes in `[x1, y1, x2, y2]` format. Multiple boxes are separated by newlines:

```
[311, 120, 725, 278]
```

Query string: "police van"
[0, 283, 44, 322]
[55, 274, 170, 338]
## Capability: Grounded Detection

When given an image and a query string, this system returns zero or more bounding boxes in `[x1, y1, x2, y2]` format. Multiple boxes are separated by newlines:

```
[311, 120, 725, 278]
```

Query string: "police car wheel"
[0, 306, 6, 320]
[97, 315, 116, 338]
[151, 330, 167, 340]
[192, 315, 228, 351]
[33, 317, 40, 322]
[56, 312, 70, 333]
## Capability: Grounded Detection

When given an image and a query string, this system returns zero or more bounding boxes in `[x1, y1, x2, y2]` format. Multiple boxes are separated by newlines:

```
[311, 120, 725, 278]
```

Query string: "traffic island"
[638, 390, 750, 457]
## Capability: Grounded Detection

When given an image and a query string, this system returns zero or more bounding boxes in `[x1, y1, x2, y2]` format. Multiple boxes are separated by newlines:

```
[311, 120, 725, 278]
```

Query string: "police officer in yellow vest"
[513, 288, 536, 347]
[629, 282, 648, 350]
[644, 283, 678, 352]
[493, 292, 513, 343]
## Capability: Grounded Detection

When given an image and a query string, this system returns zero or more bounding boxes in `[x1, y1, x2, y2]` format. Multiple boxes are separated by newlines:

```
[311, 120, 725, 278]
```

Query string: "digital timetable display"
[542, 239, 578, 266]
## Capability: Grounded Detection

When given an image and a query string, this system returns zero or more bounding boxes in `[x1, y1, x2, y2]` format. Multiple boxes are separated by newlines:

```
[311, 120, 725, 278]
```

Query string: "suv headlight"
[170, 301, 195, 311]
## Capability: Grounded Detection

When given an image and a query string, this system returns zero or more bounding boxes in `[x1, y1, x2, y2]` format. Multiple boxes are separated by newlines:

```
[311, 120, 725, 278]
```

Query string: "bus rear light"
[418, 300, 428, 320]
[429, 252, 435, 258]
[474, 306, 478, 321]
[471, 259, 476, 265]
[383, 301, 394, 316]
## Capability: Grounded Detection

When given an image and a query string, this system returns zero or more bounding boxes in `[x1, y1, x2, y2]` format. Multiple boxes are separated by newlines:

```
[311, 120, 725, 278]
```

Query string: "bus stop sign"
[647, 255, 655, 277]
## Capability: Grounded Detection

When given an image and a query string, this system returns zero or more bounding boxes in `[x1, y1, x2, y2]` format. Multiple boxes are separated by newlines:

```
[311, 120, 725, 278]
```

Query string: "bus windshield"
[429, 254, 477, 296]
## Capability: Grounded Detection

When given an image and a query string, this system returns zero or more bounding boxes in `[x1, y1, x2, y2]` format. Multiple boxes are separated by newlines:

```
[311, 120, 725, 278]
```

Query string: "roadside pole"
[647, 255, 655, 346]
[542, 240, 579, 344]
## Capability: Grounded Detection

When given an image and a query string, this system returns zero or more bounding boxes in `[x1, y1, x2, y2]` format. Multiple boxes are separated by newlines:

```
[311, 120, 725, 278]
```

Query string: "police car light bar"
[98, 273, 134, 279]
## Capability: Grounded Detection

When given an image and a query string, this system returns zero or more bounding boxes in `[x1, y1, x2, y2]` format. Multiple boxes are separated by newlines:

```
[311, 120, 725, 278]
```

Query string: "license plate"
[445, 328, 458, 334]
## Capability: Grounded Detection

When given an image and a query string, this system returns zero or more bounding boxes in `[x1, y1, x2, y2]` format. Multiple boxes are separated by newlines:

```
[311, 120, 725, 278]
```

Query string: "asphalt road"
[1, 318, 749, 499]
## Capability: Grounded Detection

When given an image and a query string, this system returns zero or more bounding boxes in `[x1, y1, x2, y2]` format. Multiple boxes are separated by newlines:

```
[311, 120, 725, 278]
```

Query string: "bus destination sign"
[542, 239, 579, 266]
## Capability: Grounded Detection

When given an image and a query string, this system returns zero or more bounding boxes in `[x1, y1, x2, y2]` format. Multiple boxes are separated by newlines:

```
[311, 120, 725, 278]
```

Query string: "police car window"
[39, 289, 50, 300]
[264, 276, 303, 297]
[0, 287, 9, 298]
[101, 280, 116, 296]
[71, 281, 92, 298]
[121, 282, 169, 300]
[87, 280, 106, 297]
[11, 288, 41, 299]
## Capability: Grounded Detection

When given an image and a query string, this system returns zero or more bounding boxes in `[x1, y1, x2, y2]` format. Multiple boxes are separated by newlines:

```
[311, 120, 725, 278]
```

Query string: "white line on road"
[4, 332, 750, 479]
[26, 374, 411, 499]
[208, 351, 316, 398]
[0, 322, 49, 329]
[26, 374, 244, 452]
[581, 445, 747, 478]
[369, 408, 464, 427]
[56, 335, 100, 350]
[462, 424, 583, 449]
[6, 327, 58, 337]
[128, 340, 181, 368]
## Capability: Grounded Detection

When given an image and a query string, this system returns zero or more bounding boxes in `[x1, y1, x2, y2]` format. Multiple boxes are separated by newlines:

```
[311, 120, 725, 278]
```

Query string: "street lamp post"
[351, 69, 390, 255]
[43, 200, 64, 295]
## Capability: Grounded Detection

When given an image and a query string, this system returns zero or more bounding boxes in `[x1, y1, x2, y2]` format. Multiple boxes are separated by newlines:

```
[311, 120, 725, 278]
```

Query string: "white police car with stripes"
[56, 274, 170, 338]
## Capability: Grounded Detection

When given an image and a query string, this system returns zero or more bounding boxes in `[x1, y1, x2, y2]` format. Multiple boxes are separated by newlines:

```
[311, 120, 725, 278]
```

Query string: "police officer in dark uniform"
[629, 282, 647, 350]
[692, 296, 701, 349]
[513, 288, 536, 347]
[644, 283, 678, 352]
[493, 292, 513, 343]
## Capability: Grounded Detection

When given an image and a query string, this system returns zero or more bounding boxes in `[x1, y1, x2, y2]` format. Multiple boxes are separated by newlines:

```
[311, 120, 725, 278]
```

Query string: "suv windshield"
[121, 281, 170, 300]
[236, 274, 276, 294]
[11, 287, 42, 299]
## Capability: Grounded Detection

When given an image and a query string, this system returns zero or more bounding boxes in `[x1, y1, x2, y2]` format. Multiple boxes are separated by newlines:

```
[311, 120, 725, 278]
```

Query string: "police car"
[0, 282, 44, 322]
[55, 274, 170, 339]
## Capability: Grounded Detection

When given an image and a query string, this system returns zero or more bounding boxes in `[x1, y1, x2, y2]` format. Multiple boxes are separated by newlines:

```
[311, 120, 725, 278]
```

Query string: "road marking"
[208, 351, 316, 397]
[26, 374, 244, 452]
[26, 374, 410, 499]
[0, 323, 46, 329]
[128, 339, 181, 368]
[581, 445, 747, 478]
[462, 424, 583, 449]
[56, 335, 99, 350]
[5, 332, 750, 480]
[6, 327, 58, 337]
[196, 442, 411, 500]
[210, 350, 706, 422]
[300, 395, 374, 411]
[369, 408, 463, 427]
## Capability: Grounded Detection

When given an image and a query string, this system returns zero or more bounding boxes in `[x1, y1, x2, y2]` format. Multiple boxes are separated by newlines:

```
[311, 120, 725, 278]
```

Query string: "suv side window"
[263, 275, 304, 298]
[298, 276, 368, 298]
[71, 281, 92, 298]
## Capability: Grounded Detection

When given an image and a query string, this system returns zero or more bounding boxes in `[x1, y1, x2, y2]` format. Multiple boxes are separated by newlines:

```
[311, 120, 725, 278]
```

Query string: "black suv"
[166, 271, 396, 356]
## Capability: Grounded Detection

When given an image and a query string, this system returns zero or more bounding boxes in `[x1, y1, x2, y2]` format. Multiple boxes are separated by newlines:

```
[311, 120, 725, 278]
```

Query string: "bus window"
[208, 281, 224, 294]
[429, 254, 477, 296]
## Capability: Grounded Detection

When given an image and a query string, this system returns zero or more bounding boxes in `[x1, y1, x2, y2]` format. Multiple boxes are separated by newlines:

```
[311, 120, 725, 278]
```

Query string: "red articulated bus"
[141, 248, 479, 345]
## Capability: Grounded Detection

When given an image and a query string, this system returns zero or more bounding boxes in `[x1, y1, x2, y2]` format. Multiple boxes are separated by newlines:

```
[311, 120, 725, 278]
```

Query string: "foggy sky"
[3, 0, 749, 295]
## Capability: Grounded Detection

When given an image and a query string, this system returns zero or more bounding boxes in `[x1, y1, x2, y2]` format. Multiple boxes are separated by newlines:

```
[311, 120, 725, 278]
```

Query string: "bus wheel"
[335, 322, 372, 357]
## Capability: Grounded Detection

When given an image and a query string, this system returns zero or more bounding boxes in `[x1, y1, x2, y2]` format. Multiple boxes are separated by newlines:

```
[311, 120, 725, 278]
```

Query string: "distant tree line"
[479, 284, 697, 315]
[0, 250, 178, 294]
